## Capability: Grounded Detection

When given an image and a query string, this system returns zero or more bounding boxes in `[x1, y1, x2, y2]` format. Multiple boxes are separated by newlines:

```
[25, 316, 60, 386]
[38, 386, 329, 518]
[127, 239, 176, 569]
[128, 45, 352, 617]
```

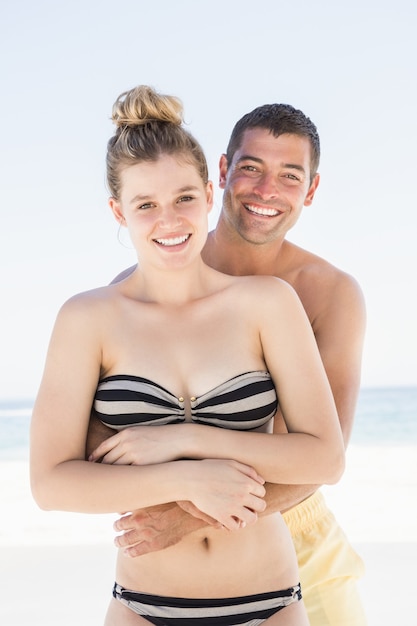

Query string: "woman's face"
[110, 154, 213, 272]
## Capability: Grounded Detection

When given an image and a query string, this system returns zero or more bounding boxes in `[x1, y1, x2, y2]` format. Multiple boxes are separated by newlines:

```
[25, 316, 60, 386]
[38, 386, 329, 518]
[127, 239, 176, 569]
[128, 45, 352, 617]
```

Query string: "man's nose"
[253, 172, 279, 199]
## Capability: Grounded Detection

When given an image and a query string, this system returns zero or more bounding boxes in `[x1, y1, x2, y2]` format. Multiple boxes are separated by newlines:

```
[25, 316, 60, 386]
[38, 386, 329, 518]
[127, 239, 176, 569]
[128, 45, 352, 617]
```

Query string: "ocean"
[1, 386, 416, 461]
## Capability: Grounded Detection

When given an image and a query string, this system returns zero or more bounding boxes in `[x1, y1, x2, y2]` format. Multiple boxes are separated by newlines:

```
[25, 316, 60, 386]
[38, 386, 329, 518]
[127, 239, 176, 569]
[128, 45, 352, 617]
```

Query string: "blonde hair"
[106, 85, 208, 199]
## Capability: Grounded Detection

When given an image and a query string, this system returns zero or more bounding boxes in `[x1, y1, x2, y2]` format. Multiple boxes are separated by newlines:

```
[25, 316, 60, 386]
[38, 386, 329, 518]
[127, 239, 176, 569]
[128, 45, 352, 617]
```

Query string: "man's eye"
[283, 174, 301, 182]
[238, 165, 261, 177]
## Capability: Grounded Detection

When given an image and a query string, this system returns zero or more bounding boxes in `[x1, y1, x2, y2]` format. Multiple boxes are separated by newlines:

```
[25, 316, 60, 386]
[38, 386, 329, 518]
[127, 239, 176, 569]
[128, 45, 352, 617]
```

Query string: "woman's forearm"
[185, 425, 344, 486]
[31, 455, 267, 532]
[31, 459, 191, 513]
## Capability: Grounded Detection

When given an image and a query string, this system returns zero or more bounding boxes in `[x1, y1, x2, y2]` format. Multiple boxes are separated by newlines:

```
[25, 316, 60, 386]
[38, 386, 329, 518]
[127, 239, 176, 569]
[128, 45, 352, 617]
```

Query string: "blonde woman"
[30, 85, 344, 625]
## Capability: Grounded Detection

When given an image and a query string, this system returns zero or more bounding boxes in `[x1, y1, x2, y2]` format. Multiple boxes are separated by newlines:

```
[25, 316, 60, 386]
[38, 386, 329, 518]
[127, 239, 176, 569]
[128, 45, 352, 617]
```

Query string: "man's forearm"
[262, 482, 319, 515]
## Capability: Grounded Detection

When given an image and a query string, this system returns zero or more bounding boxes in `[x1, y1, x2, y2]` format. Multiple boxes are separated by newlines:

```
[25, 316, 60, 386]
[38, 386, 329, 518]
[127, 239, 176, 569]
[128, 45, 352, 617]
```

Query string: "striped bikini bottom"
[113, 582, 302, 625]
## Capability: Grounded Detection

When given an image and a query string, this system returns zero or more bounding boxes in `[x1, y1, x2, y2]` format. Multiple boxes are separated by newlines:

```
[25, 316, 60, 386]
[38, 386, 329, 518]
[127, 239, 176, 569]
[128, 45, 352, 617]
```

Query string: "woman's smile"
[153, 233, 191, 247]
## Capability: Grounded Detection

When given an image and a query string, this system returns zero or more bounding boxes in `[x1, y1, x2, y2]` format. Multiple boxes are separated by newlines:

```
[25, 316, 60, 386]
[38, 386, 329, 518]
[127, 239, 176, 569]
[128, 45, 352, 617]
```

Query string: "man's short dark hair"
[226, 103, 320, 179]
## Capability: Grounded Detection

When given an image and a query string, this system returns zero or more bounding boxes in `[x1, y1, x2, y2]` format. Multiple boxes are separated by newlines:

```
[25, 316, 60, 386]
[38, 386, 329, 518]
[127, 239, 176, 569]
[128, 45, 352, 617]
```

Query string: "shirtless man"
[88, 102, 367, 625]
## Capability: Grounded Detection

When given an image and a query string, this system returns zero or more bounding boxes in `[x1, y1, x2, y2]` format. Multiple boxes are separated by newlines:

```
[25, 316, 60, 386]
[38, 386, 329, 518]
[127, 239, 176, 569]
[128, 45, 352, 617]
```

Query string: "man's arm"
[313, 272, 366, 447]
[90, 268, 366, 556]
[260, 272, 366, 514]
[113, 481, 318, 558]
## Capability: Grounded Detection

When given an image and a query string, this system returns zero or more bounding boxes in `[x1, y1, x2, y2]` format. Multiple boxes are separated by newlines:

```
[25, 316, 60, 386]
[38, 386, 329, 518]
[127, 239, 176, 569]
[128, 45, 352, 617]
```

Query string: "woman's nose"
[158, 204, 182, 227]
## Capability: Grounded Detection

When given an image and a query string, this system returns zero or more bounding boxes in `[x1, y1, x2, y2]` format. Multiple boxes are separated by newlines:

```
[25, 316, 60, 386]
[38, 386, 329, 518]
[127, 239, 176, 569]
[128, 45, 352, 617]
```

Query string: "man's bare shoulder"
[284, 240, 360, 287]
[111, 264, 137, 284]
[282, 241, 365, 321]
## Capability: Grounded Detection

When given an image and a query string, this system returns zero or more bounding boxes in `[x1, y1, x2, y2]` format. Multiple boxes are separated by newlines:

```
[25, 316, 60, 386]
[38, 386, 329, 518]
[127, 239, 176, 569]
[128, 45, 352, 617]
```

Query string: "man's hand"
[114, 484, 318, 558]
[114, 502, 217, 557]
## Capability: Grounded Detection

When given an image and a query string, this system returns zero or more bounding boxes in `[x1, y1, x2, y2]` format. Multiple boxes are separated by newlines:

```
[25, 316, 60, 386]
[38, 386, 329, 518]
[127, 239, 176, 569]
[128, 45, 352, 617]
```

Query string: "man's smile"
[244, 203, 282, 217]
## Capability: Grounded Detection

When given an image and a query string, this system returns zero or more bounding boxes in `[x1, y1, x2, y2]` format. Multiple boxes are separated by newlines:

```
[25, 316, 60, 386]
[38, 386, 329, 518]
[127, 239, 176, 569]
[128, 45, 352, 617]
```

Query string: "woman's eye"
[138, 202, 154, 210]
[178, 196, 193, 203]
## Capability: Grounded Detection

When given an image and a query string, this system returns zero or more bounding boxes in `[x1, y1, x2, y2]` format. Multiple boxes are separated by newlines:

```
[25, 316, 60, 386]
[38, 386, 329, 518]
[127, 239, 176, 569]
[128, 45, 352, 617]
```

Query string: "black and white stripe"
[113, 582, 302, 625]
[191, 371, 277, 430]
[94, 371, 277, 432]
[94, 375, 184, 429]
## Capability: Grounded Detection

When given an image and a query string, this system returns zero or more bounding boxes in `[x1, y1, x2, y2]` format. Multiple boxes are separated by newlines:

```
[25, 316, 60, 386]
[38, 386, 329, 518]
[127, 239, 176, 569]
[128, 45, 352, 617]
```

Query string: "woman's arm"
[30, 293, 265, 527]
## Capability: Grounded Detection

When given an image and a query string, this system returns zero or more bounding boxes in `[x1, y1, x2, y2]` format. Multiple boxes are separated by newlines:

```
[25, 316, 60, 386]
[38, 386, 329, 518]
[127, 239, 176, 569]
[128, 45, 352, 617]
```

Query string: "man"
[88, 103, 367, 625]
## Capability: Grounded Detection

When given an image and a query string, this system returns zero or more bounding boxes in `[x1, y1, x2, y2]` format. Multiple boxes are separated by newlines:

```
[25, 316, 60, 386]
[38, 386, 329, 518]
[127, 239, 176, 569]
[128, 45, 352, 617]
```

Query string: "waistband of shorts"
[282, 490, 329, 534]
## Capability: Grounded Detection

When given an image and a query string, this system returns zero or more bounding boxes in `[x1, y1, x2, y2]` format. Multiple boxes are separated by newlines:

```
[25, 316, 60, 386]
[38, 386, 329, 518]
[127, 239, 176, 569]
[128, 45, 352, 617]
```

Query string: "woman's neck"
[129, 259, 214, 307]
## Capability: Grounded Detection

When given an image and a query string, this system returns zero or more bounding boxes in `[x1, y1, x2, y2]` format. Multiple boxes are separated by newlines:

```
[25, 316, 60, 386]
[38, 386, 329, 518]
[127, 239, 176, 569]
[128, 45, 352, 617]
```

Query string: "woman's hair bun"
[111, 85, 184, 128]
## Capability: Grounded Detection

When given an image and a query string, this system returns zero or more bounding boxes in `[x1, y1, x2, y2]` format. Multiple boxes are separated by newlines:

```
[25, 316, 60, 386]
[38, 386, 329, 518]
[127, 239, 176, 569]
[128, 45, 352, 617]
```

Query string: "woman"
[30, 85, 344, 625]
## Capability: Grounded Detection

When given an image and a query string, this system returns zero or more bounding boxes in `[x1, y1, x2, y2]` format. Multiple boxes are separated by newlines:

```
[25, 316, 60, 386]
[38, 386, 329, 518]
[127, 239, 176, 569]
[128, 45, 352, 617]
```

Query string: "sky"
[1, 0, 416, 400]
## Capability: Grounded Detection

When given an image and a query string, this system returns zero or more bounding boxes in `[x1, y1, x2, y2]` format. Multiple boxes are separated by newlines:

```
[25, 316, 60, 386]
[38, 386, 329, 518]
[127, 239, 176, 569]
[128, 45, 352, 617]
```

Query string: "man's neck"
[202, 221, 289, 277]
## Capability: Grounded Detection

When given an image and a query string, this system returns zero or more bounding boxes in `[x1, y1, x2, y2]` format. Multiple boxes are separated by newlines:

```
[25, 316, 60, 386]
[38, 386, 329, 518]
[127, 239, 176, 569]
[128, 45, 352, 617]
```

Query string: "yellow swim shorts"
[283, 491, 367, 626]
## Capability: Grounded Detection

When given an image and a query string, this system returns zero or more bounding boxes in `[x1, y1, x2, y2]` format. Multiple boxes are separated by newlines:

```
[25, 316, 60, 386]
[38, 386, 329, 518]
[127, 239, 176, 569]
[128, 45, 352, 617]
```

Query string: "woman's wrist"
[180, 423, 208, 459]
[172, 459, 200, 501]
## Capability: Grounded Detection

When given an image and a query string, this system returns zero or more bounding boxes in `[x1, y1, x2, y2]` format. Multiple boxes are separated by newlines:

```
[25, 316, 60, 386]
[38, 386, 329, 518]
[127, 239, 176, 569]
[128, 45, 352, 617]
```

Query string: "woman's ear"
[206, 181, 214, 214]
[109, 197, 125, 225]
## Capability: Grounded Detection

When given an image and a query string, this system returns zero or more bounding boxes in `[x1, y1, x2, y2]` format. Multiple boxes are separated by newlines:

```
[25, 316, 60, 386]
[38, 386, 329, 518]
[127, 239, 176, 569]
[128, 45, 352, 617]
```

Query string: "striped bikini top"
[93, 371, 278, 432]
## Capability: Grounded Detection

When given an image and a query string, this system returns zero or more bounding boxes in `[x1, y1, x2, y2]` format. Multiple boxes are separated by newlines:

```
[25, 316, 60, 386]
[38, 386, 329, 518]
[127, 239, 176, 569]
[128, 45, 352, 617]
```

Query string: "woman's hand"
[188, 459, 266, 530]
[177, 500, 222, 527]
[88, 425, 188, 465]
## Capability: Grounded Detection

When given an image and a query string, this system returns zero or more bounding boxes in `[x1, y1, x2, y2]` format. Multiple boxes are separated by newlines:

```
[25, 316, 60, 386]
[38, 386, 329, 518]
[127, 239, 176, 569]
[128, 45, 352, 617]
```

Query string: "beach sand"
[1, 445, 416, 625]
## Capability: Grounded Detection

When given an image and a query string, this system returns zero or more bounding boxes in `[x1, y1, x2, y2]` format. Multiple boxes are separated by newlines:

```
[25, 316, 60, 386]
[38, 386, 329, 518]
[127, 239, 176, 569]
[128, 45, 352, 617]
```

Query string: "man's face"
[219, 128, 319, 245]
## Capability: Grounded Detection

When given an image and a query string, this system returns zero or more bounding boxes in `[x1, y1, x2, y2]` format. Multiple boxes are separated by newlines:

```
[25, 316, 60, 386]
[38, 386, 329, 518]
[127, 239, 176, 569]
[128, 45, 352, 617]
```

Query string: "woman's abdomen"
[115, 512, 300, 597]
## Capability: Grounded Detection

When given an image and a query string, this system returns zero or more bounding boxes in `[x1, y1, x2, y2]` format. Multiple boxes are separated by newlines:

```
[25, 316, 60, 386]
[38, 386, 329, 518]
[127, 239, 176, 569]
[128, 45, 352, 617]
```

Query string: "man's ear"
[219, 154, 228, 189]
[109, 197, 125, 224]
[304, 173, 320, 206]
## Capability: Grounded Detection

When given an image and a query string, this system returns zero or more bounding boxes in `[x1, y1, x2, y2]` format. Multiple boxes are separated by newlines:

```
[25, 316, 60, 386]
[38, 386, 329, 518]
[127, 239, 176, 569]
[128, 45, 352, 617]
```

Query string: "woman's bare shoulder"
[231, 274, 299, 299]
[55, 284, 119, 328]
[223, 275, 303, 324]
